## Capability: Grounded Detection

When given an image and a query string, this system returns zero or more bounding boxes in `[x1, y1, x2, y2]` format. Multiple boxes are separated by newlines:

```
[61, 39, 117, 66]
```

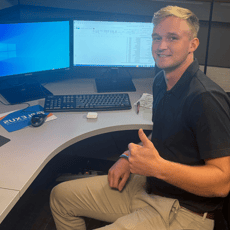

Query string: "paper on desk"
[134, 93, 153, 109]
[0, 105, 57, 132]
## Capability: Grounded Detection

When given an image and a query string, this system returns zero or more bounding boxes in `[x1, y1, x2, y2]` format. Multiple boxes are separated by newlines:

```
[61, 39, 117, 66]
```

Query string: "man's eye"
[152, 37, 161, 41]
[170, 37, 178, 41]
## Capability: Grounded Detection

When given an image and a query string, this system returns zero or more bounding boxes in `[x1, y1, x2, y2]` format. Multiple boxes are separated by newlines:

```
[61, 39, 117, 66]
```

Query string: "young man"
[50, 6, 230, 230]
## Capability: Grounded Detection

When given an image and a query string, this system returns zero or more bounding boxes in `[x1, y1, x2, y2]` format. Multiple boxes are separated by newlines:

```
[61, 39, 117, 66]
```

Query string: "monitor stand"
[95, 68, 136, 93]
[0, 80, 53, 104]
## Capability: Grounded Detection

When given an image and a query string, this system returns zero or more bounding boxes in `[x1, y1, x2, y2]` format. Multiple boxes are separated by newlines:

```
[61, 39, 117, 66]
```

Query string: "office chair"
[214, 192, 230, 230]
[215, 92, 230, 229]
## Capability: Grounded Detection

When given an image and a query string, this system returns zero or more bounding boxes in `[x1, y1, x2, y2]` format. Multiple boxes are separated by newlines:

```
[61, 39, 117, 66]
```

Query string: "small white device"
[87, 112, 98, 119]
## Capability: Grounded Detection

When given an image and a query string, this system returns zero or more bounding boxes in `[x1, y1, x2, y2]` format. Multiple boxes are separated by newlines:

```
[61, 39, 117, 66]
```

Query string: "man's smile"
[157, 54, 171, 58]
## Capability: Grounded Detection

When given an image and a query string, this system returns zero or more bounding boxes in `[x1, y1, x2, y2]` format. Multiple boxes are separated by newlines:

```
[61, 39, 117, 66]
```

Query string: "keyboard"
[44, 93, 132, 112]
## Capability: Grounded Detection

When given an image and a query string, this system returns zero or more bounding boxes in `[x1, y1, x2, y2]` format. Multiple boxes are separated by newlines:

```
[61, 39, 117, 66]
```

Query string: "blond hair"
[152, 6, 199, 39]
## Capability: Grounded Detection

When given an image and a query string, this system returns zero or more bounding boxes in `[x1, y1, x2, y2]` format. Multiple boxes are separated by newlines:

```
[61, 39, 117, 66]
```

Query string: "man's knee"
[50, 182, 71, 209]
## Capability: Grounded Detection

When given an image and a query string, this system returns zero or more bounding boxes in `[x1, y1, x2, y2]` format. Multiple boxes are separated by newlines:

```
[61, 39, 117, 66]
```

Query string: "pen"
[137, 101, 140, 114]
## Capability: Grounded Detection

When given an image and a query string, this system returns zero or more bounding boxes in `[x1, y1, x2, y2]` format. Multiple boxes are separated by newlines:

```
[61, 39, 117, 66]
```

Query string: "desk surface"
[0, 77, 153, 224]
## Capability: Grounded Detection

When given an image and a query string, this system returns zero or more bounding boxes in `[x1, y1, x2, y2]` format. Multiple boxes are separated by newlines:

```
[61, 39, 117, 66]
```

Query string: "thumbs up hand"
[128, 129, 162, 177]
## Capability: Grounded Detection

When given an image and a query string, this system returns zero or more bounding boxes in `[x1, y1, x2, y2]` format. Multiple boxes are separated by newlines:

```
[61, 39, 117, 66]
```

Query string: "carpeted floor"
[1, 184, 57, 230]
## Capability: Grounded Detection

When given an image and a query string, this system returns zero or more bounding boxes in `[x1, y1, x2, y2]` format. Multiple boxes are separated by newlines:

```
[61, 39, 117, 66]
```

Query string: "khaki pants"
[50, 174, 214, 230]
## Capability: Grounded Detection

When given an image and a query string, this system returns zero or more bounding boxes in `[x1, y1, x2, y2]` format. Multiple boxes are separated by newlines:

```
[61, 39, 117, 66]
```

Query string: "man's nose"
[158, 39, 168, 51]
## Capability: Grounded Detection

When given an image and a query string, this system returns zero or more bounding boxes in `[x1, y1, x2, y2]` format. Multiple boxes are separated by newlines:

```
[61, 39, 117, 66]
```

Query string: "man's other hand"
[108, 154, 130, 192]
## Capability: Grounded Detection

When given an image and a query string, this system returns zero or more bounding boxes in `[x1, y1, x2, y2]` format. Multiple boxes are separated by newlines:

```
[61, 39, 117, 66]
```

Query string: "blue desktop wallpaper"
[0, 21, 70, 77]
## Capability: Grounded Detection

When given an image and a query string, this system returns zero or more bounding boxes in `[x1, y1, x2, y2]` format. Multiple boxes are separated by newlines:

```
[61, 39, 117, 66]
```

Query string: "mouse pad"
[0, 135, 10, 147]
[0, 105, 47, 132]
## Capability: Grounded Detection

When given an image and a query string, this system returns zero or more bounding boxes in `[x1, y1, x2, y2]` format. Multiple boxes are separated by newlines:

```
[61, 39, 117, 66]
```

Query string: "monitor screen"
[73, 20, 155, 68]
[0, 20, 70, 78]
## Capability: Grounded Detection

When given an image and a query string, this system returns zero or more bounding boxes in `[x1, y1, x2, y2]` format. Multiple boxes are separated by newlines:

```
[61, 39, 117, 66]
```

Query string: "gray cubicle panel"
[207, 21, 230, 68]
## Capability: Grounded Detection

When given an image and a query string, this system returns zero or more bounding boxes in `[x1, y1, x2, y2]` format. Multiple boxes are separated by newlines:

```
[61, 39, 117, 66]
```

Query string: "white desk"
[0, 77, 153, 224]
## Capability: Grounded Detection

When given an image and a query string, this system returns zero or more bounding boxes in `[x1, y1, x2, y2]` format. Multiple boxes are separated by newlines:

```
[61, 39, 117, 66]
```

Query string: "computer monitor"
[73, 20, 155, 92]
[0, 20, 70, 104]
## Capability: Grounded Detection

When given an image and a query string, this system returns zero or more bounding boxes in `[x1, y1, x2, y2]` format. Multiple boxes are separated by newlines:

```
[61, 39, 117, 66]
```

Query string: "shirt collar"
[166, 58, 200, 99]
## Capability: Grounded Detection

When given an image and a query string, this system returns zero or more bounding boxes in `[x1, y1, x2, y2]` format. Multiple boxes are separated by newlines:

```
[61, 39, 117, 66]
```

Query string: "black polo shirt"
[147, 59, 230, 213]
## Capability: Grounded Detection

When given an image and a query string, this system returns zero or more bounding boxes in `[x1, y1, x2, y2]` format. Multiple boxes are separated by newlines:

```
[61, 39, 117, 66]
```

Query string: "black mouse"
[31, 114, 47, 127]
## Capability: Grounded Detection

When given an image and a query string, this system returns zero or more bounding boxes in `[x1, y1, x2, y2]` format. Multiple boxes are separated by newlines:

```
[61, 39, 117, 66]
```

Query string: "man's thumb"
[139, 129, 151, 147]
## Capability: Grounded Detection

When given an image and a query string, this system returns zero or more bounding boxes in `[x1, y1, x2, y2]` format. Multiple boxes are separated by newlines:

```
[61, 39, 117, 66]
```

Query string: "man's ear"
[189, 37, 200, 53]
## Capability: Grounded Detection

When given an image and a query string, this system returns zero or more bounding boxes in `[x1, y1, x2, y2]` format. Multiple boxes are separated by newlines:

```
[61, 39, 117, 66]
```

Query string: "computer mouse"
[31, 114, 47, 127]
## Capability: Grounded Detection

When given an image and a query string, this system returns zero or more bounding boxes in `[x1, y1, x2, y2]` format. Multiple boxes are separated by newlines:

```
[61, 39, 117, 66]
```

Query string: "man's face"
[152, 16, 195, 72]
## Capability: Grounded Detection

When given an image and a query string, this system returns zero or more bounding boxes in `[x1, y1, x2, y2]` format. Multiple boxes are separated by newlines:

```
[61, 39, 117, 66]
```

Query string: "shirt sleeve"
[188, 91, 230, 159]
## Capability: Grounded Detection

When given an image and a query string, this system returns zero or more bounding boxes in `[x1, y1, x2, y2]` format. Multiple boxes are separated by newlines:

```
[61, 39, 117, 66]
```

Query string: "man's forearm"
[128, 129, 230, 198]
[156, 158, 230, 198]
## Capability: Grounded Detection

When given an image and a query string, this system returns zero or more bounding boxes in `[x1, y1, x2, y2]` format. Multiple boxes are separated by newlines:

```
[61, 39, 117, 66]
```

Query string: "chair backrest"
[214, 193, 230, 230]
[223, 193, 230, 229]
